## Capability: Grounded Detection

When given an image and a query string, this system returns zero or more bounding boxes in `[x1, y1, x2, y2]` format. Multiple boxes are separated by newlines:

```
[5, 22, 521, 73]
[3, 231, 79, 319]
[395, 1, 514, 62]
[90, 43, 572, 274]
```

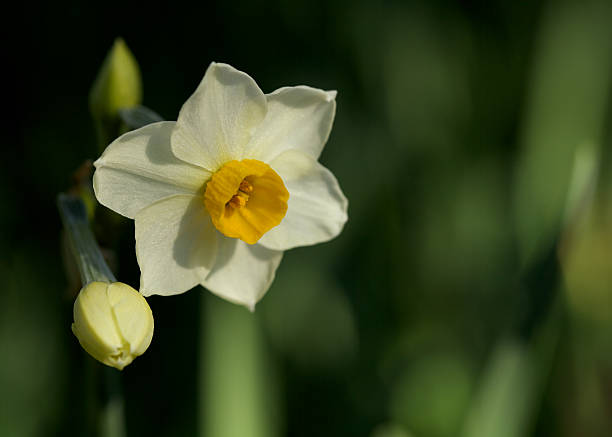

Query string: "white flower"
[93, 63, 348, 309]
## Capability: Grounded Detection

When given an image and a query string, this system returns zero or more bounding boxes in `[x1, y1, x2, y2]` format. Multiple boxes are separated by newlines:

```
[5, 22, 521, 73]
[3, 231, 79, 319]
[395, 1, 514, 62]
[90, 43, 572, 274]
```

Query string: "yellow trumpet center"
[204, 159, 289, 244]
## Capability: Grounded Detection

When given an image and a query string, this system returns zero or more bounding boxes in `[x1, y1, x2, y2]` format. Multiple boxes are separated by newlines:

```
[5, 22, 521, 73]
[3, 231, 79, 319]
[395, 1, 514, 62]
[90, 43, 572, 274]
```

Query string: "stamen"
[239, 180, 253, 194]
[226, 179, 253, 209]
[228, 194, 247, 209]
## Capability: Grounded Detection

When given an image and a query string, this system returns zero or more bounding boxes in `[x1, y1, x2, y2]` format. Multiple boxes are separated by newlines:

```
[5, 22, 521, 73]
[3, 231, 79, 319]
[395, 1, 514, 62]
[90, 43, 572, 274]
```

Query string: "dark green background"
[3, 0, 612, 436]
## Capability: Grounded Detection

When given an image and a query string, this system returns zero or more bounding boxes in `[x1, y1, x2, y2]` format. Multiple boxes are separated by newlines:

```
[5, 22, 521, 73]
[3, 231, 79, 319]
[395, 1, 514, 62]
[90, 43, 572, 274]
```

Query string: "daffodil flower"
[93, 63, 348, 309]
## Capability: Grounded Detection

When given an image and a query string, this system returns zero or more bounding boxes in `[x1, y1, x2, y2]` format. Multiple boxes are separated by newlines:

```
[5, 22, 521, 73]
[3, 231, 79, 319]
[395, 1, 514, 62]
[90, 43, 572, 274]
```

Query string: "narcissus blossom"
[93, 63, 347, 309]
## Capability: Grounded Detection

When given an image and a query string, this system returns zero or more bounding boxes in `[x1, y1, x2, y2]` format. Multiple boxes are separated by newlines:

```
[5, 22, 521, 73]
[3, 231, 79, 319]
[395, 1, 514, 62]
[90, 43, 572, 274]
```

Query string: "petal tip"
[208, 62, 237, 74]
[326, 90, 338, 101]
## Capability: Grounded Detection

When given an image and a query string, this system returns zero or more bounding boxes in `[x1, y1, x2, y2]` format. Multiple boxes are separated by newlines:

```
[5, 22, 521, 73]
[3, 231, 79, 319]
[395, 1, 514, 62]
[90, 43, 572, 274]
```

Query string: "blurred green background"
[3, 0, 612, 436]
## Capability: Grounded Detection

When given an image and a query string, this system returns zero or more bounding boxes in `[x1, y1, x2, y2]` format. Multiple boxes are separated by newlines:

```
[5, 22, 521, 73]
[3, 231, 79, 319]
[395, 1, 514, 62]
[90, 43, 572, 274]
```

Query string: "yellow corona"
[204, 159, 289, 244]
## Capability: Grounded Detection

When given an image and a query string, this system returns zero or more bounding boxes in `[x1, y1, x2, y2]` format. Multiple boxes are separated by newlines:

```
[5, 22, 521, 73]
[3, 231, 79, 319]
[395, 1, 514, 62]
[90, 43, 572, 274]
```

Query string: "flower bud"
[89, 38, 142, 122]
[72, 281, 154, 370]
[89, 38, 142, 152]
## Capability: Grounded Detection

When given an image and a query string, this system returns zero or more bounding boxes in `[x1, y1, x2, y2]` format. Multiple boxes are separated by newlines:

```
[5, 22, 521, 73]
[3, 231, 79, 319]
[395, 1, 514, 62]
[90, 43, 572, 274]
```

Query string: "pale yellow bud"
[72, 282, 154, 370]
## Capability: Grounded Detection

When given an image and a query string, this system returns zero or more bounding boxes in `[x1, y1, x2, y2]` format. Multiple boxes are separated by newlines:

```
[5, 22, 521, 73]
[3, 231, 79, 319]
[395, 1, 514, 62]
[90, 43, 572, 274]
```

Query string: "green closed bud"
[90, 38, 142, 151]
[72, 281, 154, 370]
[90, 38, 142, 120]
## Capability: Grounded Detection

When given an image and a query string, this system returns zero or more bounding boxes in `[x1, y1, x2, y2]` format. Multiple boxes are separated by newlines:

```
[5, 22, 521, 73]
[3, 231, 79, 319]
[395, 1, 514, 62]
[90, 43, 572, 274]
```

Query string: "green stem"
[100, 367, 127, 437]
[199, 292, 279, 437]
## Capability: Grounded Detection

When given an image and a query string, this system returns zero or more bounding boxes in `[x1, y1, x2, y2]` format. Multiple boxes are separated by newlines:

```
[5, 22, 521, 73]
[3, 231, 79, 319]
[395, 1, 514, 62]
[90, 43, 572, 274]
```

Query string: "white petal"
[246, 86, 336, 162]
[203, 238, 283, 310]
[135, 194, 218, 296]
[171, 63, 267, 171]
[258, 149, 348, 251]
[93, 121, 211, 219]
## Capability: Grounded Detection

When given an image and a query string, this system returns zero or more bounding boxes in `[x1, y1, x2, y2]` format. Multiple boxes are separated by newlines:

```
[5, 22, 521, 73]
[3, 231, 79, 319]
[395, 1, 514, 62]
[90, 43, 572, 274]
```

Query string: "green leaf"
[513, 0, 612, 267]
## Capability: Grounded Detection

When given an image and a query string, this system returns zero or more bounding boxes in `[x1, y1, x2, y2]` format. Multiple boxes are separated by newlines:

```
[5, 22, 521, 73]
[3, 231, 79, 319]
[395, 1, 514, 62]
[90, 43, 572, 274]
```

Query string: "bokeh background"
[3, 0, 612, 436]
